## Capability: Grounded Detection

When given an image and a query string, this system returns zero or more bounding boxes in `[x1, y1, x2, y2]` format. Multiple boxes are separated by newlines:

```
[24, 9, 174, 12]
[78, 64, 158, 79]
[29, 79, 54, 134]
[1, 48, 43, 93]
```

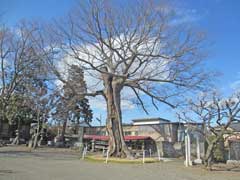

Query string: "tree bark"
[204, 142, 215, 170]
[103, 75, 132, 158]
[204, 135, 222, 170]
[33, 124, 40, 149]
[32, 109, 41, 149]
[60, 118, 67, 144]
[12, 119, 21, 145]
[0, 120, 2, 139]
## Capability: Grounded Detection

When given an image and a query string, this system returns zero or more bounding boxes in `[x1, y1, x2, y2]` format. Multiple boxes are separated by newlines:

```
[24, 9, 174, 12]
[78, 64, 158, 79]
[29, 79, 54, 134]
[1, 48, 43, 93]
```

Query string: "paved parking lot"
[0, 147, 239, 180]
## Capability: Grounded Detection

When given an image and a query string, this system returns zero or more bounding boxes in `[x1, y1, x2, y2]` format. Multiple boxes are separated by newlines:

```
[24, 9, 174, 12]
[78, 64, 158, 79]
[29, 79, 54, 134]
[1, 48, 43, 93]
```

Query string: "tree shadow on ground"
[0, 170, 14, 175]
[0, 151, 32, 157]
[211, 165, 240, 172]
[0, 150, 79, 160]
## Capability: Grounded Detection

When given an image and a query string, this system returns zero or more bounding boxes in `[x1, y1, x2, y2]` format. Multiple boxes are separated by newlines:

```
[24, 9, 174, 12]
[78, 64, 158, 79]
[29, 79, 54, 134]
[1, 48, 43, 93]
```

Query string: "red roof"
[83, 135, 151, 141]
[124, 135, 151, 140]
[84, 135, 109, 141]
[228, 136, 240, 142]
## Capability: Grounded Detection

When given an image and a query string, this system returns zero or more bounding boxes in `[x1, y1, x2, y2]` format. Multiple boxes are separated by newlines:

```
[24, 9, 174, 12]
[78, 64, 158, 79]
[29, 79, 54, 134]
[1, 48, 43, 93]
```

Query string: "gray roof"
[132, 117, 170, 122]
[229, 122, 240, 132]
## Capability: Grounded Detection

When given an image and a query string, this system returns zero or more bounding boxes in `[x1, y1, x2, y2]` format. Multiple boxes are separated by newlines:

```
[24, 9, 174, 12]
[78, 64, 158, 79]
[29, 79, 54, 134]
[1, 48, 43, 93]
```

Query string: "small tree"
[27, 80, 53, 149]
[177, 92, 240, 169]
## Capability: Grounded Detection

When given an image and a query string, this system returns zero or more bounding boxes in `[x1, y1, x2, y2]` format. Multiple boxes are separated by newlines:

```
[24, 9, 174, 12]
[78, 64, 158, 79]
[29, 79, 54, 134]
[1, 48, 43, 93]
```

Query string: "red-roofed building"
[82, 118, 204, 158]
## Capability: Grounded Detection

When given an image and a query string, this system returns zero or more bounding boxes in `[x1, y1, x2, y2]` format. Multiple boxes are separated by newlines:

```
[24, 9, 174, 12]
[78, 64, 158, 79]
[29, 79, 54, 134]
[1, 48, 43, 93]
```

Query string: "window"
[132, 131, 138, 135]
[124, 131, 132, 136]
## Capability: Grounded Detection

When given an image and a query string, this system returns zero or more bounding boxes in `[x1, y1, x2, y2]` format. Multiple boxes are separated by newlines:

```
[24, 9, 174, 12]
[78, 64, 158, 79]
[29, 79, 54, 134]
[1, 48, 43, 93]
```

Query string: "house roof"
[229, 122, 240, 132]
[88, 121, 203, 129]
[132, 117, 170, 122]
[83, 135, 151, 141]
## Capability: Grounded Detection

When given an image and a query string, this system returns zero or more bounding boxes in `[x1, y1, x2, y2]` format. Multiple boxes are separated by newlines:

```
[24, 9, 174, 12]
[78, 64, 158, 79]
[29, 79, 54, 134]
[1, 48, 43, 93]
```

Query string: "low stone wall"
[157, 141, 184, 158]
[156, 140, 205, 159]
[227, 160, 240, 164]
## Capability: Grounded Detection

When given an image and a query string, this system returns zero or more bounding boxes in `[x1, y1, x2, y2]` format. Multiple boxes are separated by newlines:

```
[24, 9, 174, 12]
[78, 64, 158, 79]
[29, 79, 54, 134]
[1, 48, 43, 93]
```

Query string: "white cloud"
[171, 9, 203, 25]
[89, 96, 135, 111]
[89, 96, 106, 110]
[230, 72, 240, 91]
[230, 80, 240, 90]
[121, 100, 135, 110]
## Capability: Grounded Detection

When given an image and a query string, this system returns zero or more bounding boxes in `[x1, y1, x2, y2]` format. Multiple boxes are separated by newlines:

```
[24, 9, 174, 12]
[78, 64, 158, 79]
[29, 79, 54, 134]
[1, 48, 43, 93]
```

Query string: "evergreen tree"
[53, 65, 92, 142]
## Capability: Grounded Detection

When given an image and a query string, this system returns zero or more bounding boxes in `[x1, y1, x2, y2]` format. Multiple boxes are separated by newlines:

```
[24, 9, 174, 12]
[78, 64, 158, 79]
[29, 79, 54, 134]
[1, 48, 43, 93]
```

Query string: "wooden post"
[102, 147, 105, 157]
[228, 147, 231, 160]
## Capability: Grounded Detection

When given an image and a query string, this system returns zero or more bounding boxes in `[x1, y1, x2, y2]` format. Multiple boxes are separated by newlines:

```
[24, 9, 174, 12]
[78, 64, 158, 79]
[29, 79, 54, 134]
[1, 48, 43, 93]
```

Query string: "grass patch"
[84, 155, 160, 164]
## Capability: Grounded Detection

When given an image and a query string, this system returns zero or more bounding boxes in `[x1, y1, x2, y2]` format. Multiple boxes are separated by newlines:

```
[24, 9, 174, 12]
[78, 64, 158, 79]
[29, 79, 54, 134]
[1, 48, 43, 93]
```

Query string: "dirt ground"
[0, 146, 239, 180]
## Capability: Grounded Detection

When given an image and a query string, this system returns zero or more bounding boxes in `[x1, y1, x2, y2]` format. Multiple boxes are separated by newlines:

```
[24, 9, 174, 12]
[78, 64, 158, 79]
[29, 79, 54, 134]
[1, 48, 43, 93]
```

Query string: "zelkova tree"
[48, 0, 210, 157]
[177, 92, 240, 169]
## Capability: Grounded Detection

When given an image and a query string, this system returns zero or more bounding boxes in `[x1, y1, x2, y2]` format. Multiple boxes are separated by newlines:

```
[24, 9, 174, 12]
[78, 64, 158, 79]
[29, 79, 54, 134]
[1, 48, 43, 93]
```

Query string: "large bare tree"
[48, 0, 210, 157]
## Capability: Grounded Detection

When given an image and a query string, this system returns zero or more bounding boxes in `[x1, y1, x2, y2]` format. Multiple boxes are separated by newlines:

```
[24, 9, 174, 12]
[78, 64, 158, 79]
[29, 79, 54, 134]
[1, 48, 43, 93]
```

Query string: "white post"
[194, 135, 202, 164]
[105, 149, 109, 163]
[142, 150, 145, 164]
[149, 149, 152, 158]
[91, 140, 95, 152]
[185, 133, 189, 167]
[184, 128, 192, 167]
[187, 132, 192, 166]
[196, 136, 200, 159]
[157, 148, 161, 161]
[82, 147, 86, 160]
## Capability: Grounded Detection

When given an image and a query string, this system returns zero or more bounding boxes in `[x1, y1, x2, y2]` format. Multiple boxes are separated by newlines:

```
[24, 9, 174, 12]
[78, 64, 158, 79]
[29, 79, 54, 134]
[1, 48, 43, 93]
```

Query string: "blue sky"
[1, 0, 240, 124]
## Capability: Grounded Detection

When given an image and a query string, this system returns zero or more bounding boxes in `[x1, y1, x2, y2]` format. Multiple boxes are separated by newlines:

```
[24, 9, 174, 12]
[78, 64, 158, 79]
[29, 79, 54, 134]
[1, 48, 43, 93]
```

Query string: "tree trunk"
[204, 136, 221, 170]
[204, 142, 215, 170]
[0, 120, 2, 139]
[12, 119, 21, 145]
[103, 75, 132, 158]
[33, 124, 40, 149]
[32, 109, 41, 149]
[61, 118, 67, 144]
